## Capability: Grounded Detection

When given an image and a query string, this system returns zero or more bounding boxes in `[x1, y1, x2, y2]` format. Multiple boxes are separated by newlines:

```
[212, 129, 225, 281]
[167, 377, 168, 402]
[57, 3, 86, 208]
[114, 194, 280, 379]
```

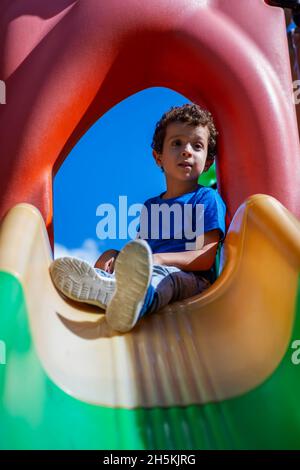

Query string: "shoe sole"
[106, 240, 152, 332]
[49, 257, 115, 309]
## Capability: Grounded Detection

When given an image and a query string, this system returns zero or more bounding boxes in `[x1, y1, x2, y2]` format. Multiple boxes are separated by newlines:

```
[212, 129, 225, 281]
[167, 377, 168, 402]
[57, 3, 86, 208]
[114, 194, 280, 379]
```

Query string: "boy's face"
[153, 122, 213, 183]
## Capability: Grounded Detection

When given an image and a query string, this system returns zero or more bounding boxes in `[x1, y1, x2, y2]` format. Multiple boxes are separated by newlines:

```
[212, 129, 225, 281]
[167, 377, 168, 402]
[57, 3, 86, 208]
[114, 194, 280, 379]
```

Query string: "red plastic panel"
[0, 0, 299, 245]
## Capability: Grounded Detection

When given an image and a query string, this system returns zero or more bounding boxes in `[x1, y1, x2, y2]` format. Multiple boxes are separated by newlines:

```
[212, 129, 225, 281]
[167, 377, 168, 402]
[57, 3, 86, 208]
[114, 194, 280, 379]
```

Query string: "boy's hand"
[103, 256, 117, 274]
[94, 249, 120, 274]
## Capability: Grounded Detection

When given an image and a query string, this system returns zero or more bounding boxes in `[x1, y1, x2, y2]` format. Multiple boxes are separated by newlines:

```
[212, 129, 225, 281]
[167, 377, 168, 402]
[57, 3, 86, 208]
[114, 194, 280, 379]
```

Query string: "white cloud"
[54, 239, 101, 265]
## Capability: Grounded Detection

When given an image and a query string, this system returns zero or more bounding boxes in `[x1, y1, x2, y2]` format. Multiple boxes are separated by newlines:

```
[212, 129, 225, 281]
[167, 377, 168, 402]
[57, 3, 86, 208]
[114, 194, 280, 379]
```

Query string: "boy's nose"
[181, 147, 192, 157]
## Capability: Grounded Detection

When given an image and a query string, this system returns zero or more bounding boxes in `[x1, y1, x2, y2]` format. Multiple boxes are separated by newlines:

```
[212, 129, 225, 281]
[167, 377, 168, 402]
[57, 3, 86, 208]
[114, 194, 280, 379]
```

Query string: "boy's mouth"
[178, 162, 193, 169]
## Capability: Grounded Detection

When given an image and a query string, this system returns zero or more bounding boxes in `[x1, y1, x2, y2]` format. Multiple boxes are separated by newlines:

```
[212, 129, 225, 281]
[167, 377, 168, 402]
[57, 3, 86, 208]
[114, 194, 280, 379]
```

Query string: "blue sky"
[53, 87, 192, 263]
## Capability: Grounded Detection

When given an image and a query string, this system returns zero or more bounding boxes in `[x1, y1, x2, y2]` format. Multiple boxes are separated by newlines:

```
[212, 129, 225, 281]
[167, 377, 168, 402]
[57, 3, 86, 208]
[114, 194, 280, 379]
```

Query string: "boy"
[50, 104, 226, 332]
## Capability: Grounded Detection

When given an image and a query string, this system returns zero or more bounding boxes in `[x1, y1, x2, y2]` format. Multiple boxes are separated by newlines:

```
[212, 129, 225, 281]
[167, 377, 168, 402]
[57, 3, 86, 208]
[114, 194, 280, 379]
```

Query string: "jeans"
[95, 265, 210, 318]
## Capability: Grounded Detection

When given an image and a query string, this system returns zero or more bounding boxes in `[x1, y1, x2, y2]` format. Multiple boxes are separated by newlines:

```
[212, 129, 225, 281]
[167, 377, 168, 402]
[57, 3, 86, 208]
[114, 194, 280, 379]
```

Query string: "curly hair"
[151, 103, 218, 161]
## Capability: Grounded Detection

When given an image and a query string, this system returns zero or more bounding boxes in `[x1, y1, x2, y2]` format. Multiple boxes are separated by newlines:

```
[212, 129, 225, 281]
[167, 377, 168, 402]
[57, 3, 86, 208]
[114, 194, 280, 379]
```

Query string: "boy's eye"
[171, 140, 203, 149]
[194, 143, 203, 150]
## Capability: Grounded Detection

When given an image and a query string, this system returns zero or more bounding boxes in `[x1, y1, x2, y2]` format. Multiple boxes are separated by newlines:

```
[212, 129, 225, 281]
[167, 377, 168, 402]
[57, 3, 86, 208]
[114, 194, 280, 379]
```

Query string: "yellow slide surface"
[0, 194, 300, 409]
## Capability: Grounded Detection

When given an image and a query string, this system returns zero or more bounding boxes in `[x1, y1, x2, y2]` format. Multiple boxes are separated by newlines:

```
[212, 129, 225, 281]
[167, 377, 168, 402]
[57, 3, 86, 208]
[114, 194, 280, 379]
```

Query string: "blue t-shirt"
[136, 184, 226, 282]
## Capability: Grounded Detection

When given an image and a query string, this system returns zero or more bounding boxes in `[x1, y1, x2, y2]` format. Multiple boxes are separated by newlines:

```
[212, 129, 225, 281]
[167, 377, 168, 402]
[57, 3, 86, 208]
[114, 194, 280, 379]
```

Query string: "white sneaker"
[106, 240, 152, 333]
[49, 257, 115, 309]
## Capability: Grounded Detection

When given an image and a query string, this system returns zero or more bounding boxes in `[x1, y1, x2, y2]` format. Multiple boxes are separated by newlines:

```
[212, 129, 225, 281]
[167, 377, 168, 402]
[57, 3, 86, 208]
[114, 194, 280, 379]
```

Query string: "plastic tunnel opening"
[52, 87, 219, 265]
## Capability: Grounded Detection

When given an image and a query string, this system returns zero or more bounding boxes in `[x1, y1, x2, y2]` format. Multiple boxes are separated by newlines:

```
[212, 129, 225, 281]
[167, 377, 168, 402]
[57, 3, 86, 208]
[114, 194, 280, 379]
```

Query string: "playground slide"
[1, 194, 300, 449]
[1, 0, 300, 450]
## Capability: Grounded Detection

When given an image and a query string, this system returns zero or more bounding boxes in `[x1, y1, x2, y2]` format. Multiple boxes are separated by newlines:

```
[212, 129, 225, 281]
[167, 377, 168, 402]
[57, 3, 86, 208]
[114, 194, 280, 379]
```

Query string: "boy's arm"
[152, 229, 221, 272]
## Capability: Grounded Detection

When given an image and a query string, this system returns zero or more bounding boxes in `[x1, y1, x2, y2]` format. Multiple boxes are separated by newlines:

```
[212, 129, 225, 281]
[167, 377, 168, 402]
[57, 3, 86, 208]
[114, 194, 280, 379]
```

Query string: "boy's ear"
[204, 155, 214, 172]
[152, 149, 163, 168]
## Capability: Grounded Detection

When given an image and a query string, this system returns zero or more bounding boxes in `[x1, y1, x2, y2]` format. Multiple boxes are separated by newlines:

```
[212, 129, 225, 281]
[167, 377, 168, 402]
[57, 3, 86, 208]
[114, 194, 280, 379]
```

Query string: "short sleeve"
[198, 188, 226, 241]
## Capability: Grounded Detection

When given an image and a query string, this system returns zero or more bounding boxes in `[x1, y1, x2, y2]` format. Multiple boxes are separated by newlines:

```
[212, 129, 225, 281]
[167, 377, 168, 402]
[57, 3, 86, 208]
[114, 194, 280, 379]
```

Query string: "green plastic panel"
[198, 162, 217, 187]
[1, 271, 300, 449]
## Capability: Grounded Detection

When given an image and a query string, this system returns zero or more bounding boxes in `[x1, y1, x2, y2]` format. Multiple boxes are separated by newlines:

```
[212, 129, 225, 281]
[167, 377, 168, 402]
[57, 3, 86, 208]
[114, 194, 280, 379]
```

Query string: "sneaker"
[106, 240, 152, 332]
[49, 257, 116, 309]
